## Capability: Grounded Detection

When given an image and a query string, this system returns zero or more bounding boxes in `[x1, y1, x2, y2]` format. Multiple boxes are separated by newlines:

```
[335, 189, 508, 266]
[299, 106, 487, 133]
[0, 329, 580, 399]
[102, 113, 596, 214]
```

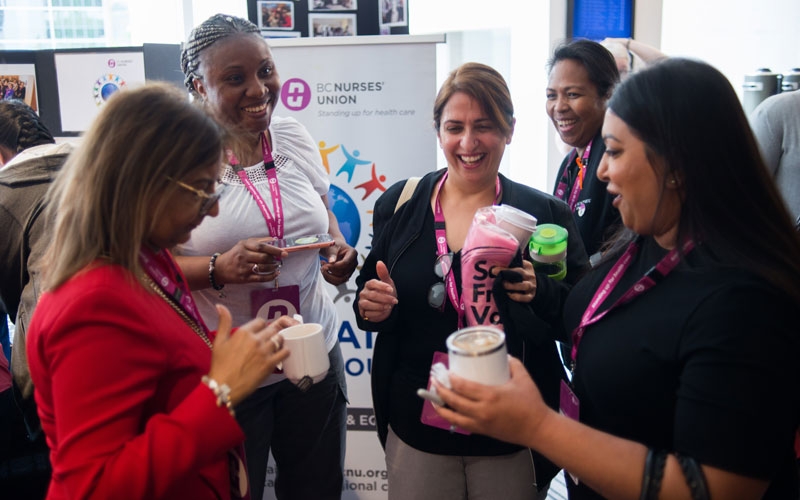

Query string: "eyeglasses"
[428, 252, 454, 310]
[167, 176, 227, 216]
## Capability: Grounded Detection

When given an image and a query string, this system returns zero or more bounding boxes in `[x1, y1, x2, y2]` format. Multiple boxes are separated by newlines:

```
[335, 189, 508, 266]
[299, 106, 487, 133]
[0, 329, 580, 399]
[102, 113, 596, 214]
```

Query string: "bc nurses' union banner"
[267, 35, 443, 499]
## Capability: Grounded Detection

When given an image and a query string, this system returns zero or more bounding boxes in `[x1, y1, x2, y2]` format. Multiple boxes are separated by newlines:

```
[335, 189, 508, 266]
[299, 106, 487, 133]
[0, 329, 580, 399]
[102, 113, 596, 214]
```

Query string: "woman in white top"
[175, 13, 356, 500]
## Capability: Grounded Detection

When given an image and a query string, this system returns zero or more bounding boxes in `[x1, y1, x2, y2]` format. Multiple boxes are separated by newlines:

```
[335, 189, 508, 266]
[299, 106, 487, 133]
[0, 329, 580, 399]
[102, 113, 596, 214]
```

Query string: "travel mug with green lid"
[528, 224, 568, 281]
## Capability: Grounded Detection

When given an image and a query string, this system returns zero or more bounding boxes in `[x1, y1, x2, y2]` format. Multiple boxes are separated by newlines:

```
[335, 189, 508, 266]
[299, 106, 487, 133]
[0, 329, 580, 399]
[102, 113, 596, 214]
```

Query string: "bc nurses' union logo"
[281, 78, 312, 111]
[93, 74, 126, 106]
[255, 298, 299, 323]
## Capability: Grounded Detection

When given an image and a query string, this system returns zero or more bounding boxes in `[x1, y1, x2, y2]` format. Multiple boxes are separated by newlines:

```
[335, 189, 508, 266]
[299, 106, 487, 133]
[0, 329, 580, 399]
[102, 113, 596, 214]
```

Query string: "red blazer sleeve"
[28, 266, 243, 499]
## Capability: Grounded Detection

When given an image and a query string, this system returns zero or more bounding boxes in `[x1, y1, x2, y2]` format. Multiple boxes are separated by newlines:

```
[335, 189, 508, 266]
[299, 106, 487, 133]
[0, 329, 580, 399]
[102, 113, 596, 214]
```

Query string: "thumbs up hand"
[357, 260, 398, 324]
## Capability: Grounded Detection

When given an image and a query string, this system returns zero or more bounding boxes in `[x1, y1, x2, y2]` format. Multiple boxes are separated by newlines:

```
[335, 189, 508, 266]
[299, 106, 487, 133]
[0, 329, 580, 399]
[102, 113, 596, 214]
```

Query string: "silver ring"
[269, 334, 283, 351]
[252, 264, 274, 276]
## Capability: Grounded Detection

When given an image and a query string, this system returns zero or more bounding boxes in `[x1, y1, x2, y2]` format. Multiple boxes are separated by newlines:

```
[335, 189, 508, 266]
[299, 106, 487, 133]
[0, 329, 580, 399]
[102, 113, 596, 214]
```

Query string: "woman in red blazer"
[26, 83, 295, 500]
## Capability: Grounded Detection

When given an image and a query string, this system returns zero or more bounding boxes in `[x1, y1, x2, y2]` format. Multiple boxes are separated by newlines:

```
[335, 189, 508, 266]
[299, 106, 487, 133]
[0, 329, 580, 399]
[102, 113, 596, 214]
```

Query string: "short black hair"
[548, 39, 620, 99]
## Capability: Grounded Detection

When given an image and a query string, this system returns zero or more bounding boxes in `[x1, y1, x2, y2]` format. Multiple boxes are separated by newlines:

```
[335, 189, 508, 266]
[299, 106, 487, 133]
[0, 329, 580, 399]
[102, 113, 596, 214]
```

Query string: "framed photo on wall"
[309, 13, 357, 37]
[0, 65, 38, 112]
[262, 30, 302, 39]
[258, 1, 295, 31]
[379, 0, 407, 27]
[309, 0, 357, 10]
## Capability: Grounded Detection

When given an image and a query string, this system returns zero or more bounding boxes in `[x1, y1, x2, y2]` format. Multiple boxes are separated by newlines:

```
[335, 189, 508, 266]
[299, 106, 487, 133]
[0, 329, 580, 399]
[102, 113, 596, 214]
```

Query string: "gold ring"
[363, 315, 369, 321]
[269, 335, 283, 351]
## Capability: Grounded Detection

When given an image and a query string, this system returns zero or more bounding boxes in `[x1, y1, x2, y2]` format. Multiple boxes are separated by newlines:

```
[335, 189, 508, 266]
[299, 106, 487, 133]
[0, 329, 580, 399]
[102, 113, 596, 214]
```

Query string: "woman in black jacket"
[355, 62, 589, 500]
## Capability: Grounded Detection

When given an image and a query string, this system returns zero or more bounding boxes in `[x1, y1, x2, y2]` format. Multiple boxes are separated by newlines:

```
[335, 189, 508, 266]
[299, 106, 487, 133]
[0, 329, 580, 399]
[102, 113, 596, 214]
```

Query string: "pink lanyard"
[227, 132, 284, 238]
[433, 172, 501, 329]
[570, 237, 694, 367]
[555, 140, 593, 211]
[139, 246, 211, 334]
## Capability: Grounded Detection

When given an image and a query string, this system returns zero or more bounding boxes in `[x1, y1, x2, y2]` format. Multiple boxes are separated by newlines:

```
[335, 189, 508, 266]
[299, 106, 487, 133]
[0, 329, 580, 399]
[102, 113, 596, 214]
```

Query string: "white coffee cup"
[446, 326, 509, 385]
[495, 204, 537, 252]
[278, 323, 330, 391]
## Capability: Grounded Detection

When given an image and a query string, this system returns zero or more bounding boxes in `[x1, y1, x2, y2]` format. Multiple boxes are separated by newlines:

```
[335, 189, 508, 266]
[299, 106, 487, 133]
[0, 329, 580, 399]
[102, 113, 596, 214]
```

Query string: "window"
[0, 0, 123, 49]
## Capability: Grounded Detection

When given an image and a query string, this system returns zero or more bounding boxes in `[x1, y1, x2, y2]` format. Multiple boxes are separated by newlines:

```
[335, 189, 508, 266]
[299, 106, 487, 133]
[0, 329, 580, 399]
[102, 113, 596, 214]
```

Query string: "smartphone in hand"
[268, 234, 335, 253]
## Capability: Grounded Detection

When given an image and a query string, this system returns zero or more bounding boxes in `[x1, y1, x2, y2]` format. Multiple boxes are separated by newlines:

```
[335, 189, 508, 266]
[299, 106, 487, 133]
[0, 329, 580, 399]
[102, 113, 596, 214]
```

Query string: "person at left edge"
[26, 82, 296, 500]
[0, 99, 72, 498]
[174, 13, 354, 500]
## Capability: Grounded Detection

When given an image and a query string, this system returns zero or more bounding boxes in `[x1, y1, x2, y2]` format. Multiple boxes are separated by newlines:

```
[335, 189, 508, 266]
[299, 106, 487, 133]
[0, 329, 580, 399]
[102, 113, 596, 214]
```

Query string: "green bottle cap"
[529, 224, 568, 280]
[529, 224, 568, 260]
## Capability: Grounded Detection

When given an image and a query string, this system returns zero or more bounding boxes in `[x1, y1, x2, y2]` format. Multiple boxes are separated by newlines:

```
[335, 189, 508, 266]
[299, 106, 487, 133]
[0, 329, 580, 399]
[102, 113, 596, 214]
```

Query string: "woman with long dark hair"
[434, 59, 800, 499]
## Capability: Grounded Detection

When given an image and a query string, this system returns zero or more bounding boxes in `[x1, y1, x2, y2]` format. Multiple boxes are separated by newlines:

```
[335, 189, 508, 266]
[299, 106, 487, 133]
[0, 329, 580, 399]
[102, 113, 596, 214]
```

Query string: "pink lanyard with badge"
[227, 132, 284, 238]
[227, 132, 301, 324]
[560, 237, 694, 425]
[555, 140, 592, 211]
[569, 237, 694, 368]
[139, 246, 211, 337]
[433, 172, 501, 329]
[140, 246, 250, 499]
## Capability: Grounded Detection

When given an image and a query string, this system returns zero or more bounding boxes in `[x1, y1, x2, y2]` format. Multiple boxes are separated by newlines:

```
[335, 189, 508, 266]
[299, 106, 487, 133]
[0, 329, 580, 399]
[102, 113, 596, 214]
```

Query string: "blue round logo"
[93, 74, 125, 106]
[327, 184, 360, 247]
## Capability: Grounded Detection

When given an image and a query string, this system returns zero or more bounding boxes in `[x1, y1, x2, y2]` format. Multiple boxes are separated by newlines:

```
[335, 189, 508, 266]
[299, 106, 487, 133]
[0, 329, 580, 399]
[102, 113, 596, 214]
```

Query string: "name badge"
[250, 285, 301, 323]
[559, 379, 580, 421]
[560, 379, 581, 485]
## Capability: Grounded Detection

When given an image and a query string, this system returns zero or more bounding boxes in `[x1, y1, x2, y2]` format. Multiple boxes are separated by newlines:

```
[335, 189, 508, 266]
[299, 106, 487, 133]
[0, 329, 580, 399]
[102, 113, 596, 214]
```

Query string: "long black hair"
[607, 58, 800, 304]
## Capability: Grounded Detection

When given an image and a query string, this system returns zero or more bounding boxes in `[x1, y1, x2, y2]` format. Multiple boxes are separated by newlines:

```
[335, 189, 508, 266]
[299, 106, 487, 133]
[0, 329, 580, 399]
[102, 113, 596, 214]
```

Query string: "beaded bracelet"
[201, 375, 235, 417]
[208, 252, 225, 298]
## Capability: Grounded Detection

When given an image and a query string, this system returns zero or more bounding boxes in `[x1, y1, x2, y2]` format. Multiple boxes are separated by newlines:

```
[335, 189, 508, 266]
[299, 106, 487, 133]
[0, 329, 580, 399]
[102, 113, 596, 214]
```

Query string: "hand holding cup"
[208, 305, 294, 406]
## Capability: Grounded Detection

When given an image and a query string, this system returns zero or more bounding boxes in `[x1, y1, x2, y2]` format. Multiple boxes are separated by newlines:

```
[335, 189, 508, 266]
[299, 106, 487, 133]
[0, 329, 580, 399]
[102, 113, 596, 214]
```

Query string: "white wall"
[410, 0, 554, 191]
[661, 0, 800, 102]
[411, 0, 800, 191]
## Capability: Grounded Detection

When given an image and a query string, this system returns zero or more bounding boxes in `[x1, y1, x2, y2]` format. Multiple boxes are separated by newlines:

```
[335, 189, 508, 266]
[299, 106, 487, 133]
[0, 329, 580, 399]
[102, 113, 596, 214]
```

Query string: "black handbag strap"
[675, 453, 711, 500]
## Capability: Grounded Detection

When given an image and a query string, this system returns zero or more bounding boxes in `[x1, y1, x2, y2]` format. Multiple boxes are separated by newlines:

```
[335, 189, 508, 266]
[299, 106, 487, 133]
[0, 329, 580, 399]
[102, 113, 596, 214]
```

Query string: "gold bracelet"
[201, 375, 235, 417]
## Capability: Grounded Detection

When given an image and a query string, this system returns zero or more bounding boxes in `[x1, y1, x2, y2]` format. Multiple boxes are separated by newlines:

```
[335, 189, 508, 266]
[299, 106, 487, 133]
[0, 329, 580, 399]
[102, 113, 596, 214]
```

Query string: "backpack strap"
[394, 176, 421, 213]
